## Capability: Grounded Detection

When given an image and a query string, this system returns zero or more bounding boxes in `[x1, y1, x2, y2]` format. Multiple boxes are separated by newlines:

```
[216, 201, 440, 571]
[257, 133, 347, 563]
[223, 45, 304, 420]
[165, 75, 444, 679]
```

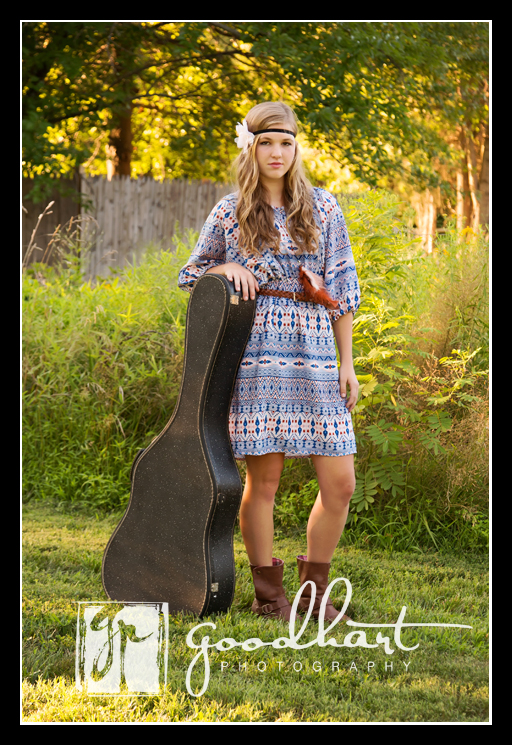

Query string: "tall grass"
[22, 193, 489, 552]
[23, 231, 191, 510]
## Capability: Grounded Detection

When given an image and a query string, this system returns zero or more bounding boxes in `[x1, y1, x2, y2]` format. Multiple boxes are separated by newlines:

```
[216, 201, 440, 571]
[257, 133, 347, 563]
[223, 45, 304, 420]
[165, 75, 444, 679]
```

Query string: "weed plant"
[22, 191, 489, 553]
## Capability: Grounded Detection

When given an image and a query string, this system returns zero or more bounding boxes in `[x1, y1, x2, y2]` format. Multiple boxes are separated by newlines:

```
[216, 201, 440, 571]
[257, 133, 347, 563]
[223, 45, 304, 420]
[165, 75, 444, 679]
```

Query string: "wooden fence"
[81, 176, 232, 279]
[22, 175, 233, 280]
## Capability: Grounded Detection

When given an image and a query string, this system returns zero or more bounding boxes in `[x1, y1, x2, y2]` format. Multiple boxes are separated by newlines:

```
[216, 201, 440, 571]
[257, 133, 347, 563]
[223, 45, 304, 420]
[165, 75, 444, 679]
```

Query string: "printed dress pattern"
[177, 187, 361, 460]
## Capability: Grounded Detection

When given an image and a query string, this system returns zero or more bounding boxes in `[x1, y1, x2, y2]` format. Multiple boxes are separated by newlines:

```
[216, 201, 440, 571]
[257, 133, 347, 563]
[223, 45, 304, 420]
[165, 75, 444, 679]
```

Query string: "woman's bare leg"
[239, 452, 285, 567]
[306, 454, 356, 563]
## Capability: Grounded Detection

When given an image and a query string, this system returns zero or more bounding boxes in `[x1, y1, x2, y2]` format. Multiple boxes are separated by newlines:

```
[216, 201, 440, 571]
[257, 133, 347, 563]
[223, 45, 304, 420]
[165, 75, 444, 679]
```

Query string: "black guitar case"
[101, 273, 256, 617]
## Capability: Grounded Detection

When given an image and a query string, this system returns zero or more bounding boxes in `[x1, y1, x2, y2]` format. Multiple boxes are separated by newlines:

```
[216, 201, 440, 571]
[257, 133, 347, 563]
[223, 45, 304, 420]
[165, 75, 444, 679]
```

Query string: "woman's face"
[255, 123, 296, 182]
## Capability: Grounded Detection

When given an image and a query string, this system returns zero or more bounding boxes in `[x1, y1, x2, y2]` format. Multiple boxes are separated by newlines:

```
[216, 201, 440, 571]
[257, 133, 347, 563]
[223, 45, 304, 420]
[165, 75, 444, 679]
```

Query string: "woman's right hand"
[206, 262, 260, 301]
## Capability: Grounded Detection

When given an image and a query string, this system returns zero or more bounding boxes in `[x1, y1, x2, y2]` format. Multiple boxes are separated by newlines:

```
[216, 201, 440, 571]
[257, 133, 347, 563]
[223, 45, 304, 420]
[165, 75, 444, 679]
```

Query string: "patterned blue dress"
[177, 187, 361, 460]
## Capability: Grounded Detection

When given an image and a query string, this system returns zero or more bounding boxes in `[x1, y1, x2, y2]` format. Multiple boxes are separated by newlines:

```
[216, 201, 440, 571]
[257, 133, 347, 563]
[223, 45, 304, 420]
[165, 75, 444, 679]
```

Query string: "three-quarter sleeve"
[323, 195, 361, 322]
[177, 203, 227, 293]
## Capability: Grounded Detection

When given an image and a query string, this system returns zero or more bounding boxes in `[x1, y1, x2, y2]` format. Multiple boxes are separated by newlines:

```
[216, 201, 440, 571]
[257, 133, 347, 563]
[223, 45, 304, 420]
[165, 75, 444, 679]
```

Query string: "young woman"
[178, 101, 361, 622]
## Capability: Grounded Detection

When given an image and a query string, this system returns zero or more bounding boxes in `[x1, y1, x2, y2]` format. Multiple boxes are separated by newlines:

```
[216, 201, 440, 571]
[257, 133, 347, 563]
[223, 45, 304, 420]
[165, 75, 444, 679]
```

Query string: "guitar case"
[101, 273, 256, 617]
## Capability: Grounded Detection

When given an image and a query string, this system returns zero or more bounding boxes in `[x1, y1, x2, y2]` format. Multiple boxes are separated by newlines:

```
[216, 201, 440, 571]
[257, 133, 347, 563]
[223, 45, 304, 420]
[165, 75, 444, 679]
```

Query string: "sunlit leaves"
[23, 21, 489, 201]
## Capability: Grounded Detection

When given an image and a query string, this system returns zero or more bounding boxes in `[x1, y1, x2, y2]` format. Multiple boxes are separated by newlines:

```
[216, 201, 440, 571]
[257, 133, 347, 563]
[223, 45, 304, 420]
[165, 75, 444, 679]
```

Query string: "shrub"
[276, 191, 489, 550]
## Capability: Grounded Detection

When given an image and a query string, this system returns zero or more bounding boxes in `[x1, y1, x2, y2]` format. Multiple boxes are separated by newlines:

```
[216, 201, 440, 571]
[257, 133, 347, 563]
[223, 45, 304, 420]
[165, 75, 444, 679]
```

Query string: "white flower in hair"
[235, 119, 255, 153]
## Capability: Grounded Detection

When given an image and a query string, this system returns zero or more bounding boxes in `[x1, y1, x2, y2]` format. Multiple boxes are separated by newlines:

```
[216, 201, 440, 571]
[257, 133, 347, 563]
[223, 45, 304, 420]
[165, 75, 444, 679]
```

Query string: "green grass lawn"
[22, 501, 489, 722]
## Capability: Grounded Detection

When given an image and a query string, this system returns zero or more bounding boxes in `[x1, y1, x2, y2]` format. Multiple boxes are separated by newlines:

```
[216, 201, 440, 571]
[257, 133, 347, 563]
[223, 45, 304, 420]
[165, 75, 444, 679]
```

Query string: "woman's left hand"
[339, 363, 359, 412]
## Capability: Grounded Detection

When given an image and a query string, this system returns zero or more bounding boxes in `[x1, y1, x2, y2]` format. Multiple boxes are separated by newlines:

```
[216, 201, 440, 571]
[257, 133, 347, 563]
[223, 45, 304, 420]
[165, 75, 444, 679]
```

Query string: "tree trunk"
[411, 188, 437, 254]
[479, 125, 489, 228]
[456, 158, 466, 231]
[425, 188, 436, 254]
[459, 124, 489, 233]
[466, 134, 480, 230]
[106, 108, 133, 179]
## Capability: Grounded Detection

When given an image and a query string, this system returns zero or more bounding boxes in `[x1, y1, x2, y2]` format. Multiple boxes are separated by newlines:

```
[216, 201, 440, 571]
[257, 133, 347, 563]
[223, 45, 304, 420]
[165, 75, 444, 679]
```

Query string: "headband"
[252, 128, 296, 136]
[235, 119, 296, 153]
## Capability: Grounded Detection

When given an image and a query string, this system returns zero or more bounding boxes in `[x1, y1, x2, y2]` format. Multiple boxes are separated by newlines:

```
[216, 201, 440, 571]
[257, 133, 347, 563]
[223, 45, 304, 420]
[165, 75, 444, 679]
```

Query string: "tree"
[23, 21, 489, 234]
[236, 22, 489, 237]
[22, 22, 275, 198]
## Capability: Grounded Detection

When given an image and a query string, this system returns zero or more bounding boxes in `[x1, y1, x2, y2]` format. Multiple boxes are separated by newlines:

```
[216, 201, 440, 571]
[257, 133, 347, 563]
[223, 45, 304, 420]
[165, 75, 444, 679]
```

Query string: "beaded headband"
[235, 119, 296, 153]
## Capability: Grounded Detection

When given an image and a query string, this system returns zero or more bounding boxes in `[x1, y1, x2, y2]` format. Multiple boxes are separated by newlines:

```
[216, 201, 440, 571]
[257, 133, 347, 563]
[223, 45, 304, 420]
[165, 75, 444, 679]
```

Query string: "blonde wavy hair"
[233, 102, 320, 257]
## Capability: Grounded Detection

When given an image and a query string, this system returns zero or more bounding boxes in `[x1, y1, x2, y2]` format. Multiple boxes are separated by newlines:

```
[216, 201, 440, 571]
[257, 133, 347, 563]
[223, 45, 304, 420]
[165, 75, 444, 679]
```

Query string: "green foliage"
[22, 191, 488, 551]
[23, 231, 193, 510]
[22, 22, 263, 199]
[22, 22, 489, 201]
[246, 22, 488, 190]
[343, 192, 488, 546]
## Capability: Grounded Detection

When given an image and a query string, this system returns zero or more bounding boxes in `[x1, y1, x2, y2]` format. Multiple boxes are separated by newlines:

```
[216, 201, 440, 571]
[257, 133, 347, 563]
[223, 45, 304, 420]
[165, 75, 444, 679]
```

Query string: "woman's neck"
[260, 176, 285, 208]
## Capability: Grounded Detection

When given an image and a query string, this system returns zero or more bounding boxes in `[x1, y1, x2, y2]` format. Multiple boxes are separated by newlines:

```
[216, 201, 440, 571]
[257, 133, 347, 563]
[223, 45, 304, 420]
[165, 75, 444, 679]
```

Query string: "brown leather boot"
[296, 555, 351, 622]
[250, 557, 296, 621]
